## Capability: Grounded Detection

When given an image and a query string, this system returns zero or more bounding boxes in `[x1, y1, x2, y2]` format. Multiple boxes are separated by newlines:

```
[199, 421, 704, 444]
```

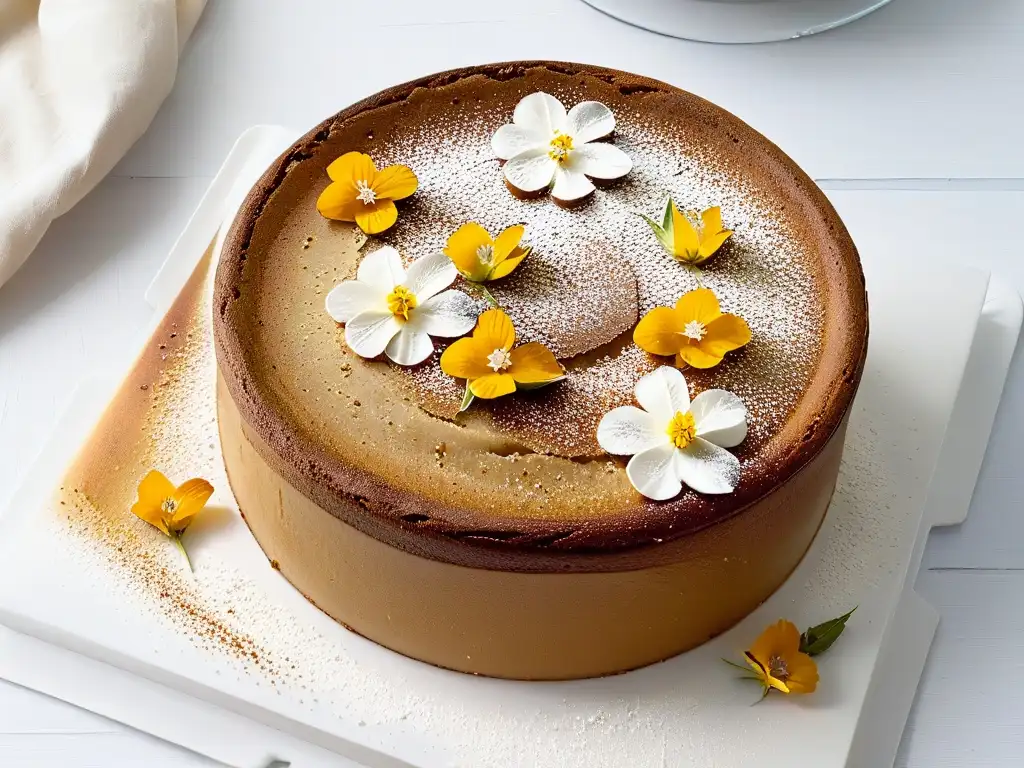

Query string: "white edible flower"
[597, 366, 747, 500]
[325, 246, 478, 366]
[491, 92, 633, 204]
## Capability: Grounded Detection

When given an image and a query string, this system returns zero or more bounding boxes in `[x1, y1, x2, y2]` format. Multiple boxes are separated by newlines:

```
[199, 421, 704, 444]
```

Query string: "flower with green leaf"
[641, 198, 733, 266]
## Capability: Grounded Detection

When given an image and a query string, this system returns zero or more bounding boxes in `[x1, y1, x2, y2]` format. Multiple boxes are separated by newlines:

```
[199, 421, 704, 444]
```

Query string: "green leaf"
[458, 382, 475, 413]
[721, 657, 752, 673]
[661, 196, 675, 231]
[516, 376, 566, 391]
[799, 607, 857, 657]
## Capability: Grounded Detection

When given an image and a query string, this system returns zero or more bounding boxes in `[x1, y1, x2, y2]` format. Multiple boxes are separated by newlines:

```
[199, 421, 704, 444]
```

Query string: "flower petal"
[634, 306, 683, 357]
[132, 470, 175, 534]
[551, 165, 595, 202]
[690, 389, 748, 448]
[170, 478, 214, 532]
[697, 207, 732, 259]
[566, 100, 616, 144]
[749, 620, 801, 667]
[385, 327, 434, 366]
[508, 342, 564, 384]
[635, 366, 690, 418]
[783, 652, 820, 694]
[444, 222, 493, 281]
[326, 152, 377, 184]
[474, 307, 516, 351]
[671, 202, 700, 261]
[492, 124, 546, 161]
[488, 250, 527, 280]
[570, 142, 632, 180]
[504, 148, 556, 193]
[675, 287, 722, 325]
[357, 246, 405, 293]
[410, 290, 478, 337]
[405, 252, 458, 302]
[702, 313, 752, 356]
[626, 443, 682, 501]
[345, 310, 401, 358]
[674, 437, 740, 494]
[492, 224, 525, 263]
[440, 337, 493, 380]
[676, 344, 723, 370]
[513, 92, 567, 135]
[469, 372, 517, 400]
[316, 181, 359, 221]
[354, 199, 398, 235]
[325, 280, 382, 323]
[597, 406, 666, 456]
[372, 164, 418, 201]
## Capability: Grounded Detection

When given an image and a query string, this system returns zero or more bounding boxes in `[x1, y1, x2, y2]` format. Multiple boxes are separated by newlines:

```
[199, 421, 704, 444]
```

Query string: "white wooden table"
[1, 1, 1023, 765]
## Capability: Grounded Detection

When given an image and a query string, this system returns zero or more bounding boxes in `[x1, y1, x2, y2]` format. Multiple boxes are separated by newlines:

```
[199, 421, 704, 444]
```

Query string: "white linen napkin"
[0, 0, 206, 290]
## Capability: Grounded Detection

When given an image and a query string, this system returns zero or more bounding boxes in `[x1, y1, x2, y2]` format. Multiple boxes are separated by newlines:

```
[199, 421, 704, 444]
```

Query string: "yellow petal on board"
[326, 152, 378, 185]
[170, 478, 214, 533]
[316, 181, 360, 221]
[444, 222, 493, 280]
[469, 372, 517, 399]
[474, 308, 516, 351]
[633, 306, 683, 357]
[675, 287, 722, 326]
[508, 342, 564, 384]
[373, 164, 418, 201]
[491, 224, 525, 264]
[440, 337, 494, 380]
[488, 250, 528, 280]
[354, 199, 399, 235]
[701, 313, 752, 357]
[670, 201, 700, 261]
[783, 651, 820, 694]
[676, 344, 723, 370]
[132, 470, 175, 534]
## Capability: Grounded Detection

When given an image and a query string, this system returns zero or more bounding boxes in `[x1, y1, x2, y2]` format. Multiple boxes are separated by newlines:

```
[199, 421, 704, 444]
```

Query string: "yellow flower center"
[476, 243, 495, 266]
[768, 654, 789, 681]
[681, 319, 706, 341]
[548, 132, 574, 163]
[486, 347, 513, 372]
[386, 285, 418, 321]
[355, 179, 377, 205]
[667, 411, 697, 449]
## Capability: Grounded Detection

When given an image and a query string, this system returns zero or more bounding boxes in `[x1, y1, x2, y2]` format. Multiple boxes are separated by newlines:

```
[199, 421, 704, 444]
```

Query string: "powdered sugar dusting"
[366, 92, 823, 458]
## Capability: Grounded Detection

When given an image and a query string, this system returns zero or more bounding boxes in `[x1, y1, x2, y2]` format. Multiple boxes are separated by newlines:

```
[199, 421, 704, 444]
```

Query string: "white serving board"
[0, 128, 1019, 768]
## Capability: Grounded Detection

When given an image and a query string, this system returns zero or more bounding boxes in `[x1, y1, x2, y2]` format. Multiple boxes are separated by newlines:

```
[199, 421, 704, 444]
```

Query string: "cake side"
[213, 61, 868, 573]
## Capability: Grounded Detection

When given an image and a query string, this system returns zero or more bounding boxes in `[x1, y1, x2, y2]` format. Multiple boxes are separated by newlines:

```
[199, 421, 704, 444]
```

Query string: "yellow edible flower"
[131, 470, 214, 571]
[642, 199, 733, 266]
[444, 222, 531, 284]
[634, 287, 751, 369]
[316, 152, 418, 235]
[744, 620, 819, 697]
[440, 308, 564, 410]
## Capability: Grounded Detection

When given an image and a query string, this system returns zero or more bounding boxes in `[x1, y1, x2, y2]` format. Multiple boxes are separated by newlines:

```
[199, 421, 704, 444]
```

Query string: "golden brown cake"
[213, 61, 868, 680]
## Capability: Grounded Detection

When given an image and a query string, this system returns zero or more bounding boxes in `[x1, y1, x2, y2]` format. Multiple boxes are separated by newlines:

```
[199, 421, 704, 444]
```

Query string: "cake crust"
[214, 61, 868, 574]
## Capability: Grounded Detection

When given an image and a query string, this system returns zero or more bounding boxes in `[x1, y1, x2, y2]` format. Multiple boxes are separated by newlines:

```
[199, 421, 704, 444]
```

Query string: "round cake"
[214, 61, 868, 680]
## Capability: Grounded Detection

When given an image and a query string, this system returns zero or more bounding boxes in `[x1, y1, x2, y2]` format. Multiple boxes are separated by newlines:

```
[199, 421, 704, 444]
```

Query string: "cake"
[213, 61, 868, 681]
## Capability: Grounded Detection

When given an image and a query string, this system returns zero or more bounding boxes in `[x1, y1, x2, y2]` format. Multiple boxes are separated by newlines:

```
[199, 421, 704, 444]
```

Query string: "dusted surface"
[214, 62, 868, 571]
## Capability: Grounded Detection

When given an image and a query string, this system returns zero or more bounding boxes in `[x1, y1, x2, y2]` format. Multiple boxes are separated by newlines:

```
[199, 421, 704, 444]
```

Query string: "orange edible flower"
[633, 287, 750, 369]
[443, 222, 531, 284]
[131, 470, 214, 571]
[744, 620, 819, 697]
[440, 308, 564, 409]
[316, 152, 418, 235]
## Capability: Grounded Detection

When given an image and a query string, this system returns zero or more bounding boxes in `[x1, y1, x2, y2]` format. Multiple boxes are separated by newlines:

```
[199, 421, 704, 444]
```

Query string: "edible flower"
[444, 222, 531, 304]
[742, 620, 820, 697]
[634, 287, 751, 369]
[316, 152, 418, 235]
[641, 199, 732, 266]
[131, 470, 214, 571]
[325, 246, 478, 366]
[596, 366, 746, 500]
[440, 308, 564, 411]
[491, 92, 632, 204]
